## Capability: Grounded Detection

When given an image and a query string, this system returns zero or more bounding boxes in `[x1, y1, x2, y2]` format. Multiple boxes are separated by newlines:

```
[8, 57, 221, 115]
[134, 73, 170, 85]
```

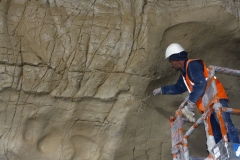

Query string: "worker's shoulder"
[188, 59, 204, 69]
[189, 59, 203, 65]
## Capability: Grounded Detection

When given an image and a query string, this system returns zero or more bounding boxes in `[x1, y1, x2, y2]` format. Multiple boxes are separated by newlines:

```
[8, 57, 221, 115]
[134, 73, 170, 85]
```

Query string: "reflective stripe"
[182, 75, 191, 93]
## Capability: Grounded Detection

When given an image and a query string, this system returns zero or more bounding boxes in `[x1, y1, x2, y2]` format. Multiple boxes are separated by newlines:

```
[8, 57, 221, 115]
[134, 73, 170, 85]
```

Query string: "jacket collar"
[181, 59, 188, 73]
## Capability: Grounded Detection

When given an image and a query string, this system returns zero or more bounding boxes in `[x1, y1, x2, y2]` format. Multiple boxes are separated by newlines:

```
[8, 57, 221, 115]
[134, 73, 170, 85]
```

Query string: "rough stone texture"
[0, 0, 240, 159]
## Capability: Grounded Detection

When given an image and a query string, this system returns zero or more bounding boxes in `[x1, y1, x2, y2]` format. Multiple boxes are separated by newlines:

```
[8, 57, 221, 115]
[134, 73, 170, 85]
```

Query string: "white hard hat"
[165, 43, 185, 59]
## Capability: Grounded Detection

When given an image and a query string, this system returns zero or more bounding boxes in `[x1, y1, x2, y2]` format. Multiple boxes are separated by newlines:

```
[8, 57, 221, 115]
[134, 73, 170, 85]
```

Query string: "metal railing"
[170, 66, 240, 160]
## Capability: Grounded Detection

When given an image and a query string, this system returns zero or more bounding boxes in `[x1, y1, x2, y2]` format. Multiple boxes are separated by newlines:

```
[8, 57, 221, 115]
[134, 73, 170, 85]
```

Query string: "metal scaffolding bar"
[209, 65, 240, 76]
[170, 65, 240, 160]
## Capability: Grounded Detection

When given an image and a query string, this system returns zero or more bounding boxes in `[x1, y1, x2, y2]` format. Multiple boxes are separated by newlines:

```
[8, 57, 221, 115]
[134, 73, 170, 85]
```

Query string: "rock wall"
[0, 0, 240, 160]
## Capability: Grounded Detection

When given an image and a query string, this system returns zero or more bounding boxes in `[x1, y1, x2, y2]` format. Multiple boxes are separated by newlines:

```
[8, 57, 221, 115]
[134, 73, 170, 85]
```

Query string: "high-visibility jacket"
[182, 59, 228, 113]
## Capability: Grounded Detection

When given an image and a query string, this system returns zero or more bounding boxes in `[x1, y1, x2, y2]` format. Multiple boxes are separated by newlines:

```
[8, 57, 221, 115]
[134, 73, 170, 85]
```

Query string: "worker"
[153, 43, 239, 144]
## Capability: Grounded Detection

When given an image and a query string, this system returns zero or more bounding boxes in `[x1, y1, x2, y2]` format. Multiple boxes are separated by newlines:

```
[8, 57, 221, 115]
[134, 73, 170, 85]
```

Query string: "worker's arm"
[188, 61, 207, 103]
[161, 75, 188, 95]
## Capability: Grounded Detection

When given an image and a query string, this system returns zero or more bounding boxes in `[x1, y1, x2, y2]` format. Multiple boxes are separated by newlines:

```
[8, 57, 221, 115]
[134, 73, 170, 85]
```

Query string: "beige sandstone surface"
[0, 0, 240, 159]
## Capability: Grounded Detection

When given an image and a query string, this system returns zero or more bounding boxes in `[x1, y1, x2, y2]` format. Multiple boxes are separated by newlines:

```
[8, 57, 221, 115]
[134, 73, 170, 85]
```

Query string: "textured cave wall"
[0, 0, 240, 160]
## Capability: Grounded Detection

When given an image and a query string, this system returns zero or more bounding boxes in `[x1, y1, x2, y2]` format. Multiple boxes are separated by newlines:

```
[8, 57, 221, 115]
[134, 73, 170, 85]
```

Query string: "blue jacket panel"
[161, 60, 207, 103]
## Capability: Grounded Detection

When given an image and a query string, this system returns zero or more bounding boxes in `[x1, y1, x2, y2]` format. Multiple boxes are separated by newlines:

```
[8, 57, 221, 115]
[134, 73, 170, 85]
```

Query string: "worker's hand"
[181, 100, 196, 123]
[153, 87, 162, 96]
